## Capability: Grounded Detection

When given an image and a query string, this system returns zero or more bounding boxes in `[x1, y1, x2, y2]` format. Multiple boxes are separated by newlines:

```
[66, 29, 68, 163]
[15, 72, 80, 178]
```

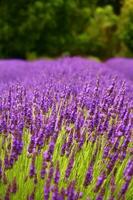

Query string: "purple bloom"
[119, 181, 130, 197]
[43, 150, 52, 162]
[41, 160, 47, 179]
[84, 164, 93, 187]
[96, 187, 105, 200]
[44, 179, 51, 200]
[29, 156, 36, 178]
[48, 140, 55, 155]
[60, 137, 67, 156]
[65, 153, 75, 179]
[123, 159, 133, 181]
[52, 185, 59, 200]
[48, 162, 54, 180]
[4, 184, 11, 200]
[54, 161, 60, 184]
[94, 172, 106, 192]
[4, 153, 9, 170]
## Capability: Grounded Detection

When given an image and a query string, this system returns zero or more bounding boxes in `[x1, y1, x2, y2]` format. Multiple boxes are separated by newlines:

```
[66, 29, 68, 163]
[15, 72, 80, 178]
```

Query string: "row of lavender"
[0, 57, 133, 200]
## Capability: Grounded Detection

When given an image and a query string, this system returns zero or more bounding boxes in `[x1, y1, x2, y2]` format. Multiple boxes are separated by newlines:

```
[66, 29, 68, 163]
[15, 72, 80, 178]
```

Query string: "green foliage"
[74, 6, 118, 59]
[0, 0, 132, 59]
[97, 0, 124, 14]
[118, 0, 133, 55]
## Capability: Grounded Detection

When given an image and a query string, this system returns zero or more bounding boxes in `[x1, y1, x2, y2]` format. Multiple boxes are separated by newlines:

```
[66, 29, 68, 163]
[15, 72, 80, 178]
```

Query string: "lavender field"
[0, 57, 133, 200]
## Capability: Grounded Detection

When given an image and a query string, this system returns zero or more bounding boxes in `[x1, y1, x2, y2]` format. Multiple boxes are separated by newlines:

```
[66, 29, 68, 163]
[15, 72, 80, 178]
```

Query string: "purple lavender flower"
[84, 164, 93, 187]
[65, 153, 75, 179]
[52, 185, 59, 200]
[4, 152, 9, 170]
[29, 155, 36, 178]
[54, 161, 60, 184]
[94, 172, 106, 192]
[27, 187, 36, 200]
[48, 140, 55, 155]
[119, 181, 130, 198]
[41, 159, 47, 179]
[60, 137, 67, 156]
[123, 159, 133, 181]
[43, 150, 52, 162]
[44, 179, 51, 200]
[48, 162, 54, 180]
[96, 187, 105, 200]
[4, 184, 11, 200]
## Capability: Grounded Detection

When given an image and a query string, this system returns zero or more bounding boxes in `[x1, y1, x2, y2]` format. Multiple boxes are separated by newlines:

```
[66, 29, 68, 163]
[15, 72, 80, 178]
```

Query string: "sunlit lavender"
[0, 57, 133, 200]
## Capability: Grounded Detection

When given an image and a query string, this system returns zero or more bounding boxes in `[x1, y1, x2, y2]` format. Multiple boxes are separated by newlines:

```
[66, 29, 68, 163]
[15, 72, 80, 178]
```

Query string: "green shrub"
[0, 0, 129, 59]
[118, 0, 133, 55]
[74, 6, 118, 59]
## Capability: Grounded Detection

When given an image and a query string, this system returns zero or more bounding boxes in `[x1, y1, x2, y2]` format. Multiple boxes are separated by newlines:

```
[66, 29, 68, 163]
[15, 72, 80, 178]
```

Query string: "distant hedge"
[0, 0, 132, 59]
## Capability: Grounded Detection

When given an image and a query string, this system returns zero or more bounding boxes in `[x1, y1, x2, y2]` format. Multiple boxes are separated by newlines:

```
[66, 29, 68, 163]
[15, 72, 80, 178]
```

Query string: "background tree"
[0, 0, 132, 59]
[118, 0, 133, 55]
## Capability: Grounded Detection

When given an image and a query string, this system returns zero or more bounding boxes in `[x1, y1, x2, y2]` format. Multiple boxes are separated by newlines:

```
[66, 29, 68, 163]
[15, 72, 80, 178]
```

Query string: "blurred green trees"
[118, 0, 133, 55]
[0, 0, 132, 59]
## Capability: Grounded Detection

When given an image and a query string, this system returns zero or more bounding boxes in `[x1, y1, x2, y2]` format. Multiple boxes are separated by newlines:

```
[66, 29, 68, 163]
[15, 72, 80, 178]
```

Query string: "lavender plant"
[0, 57, 133, 200]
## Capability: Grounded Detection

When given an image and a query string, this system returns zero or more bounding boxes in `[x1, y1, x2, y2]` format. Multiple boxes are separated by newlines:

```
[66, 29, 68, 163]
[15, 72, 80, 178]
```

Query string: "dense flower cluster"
[0, 57, 133, 200]
[106, 57, 133, 81]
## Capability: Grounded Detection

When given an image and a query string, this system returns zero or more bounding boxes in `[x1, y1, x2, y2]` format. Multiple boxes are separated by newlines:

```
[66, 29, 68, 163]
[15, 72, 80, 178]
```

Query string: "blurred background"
[0, 0, 133, 60]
